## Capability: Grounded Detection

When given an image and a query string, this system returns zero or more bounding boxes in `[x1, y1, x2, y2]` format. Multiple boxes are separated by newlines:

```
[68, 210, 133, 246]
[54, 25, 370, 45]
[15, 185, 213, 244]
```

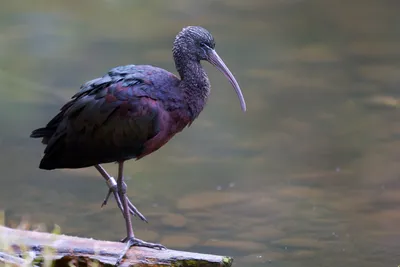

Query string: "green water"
[1, 0, 400, 266]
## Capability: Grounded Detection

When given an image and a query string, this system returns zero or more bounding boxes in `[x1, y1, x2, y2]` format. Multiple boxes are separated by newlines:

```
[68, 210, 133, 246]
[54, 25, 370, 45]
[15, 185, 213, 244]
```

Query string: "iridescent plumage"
[30, 26, 246, 264]
[32, 65, 191, 169]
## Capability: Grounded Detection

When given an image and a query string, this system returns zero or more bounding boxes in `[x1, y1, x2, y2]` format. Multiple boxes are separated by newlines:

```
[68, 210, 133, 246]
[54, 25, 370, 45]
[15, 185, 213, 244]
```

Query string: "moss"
[222, 257, 233, 267]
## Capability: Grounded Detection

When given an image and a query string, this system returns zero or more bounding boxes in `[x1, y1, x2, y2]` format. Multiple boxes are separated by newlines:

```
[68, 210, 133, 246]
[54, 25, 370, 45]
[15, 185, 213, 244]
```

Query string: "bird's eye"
[200, 43, 209, 48]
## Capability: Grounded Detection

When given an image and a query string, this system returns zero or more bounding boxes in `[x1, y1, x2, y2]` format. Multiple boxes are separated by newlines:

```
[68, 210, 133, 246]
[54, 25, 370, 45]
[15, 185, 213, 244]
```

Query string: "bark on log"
[0, 226, 233, 267]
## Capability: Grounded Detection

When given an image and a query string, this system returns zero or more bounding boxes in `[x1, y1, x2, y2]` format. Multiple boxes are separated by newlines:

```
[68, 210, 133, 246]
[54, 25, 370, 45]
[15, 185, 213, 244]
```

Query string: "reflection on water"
[1, 0, 400, 266]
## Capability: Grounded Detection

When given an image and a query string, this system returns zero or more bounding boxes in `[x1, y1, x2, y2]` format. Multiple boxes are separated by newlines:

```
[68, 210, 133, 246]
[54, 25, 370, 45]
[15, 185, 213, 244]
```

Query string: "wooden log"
[0, 226, 233, 267]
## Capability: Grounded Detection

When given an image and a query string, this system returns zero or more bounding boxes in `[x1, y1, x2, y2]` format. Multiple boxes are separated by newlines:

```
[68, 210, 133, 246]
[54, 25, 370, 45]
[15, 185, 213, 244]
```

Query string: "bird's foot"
[101, 189, 113, 207]
[101, 179, 148, 223]
[115, 237, 166, 265]
[120, 236, 166, 249]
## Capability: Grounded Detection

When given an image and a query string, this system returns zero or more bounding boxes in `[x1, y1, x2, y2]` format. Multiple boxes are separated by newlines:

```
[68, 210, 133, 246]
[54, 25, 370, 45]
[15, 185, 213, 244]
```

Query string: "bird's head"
[174, 26, 246, 112]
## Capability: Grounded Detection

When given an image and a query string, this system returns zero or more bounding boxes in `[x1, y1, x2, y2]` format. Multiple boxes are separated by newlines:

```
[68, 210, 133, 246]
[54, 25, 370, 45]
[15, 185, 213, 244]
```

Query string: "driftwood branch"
[0, 226, 233, 267]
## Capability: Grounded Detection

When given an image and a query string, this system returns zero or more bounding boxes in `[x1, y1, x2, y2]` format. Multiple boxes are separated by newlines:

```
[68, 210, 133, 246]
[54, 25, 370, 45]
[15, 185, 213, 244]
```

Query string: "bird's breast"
[136, 108, 191, 159]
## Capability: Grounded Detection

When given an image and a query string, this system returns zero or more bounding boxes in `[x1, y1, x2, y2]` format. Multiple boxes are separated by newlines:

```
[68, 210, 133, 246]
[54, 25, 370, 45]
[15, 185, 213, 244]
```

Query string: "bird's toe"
[116, 237, 166, 265]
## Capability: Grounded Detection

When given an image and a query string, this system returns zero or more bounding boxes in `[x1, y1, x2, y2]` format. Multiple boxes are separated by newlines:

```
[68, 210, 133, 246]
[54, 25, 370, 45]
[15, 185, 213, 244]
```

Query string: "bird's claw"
[101, 188, 113, 207]
[101, 185, 148, 223]
[115, 237, 166, 265]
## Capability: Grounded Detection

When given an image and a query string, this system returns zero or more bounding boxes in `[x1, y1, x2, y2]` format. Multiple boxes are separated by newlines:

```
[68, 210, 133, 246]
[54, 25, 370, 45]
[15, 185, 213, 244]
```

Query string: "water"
[1, 0, 400, 266]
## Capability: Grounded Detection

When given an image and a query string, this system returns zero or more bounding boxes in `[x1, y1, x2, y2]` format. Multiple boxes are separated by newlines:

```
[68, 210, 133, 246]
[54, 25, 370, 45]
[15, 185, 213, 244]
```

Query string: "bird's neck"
[175, 57, 210, 120]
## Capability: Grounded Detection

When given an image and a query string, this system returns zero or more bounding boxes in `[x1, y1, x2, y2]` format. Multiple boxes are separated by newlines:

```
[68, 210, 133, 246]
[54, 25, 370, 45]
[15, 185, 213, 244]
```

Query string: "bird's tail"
[30, 127, 53, 138]
[30, 127, 56, 145]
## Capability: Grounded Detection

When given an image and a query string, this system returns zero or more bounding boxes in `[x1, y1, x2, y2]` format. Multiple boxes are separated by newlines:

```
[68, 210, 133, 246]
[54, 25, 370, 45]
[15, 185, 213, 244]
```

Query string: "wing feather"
[31, 64, 187, 169]
[35, 78, 162, 169]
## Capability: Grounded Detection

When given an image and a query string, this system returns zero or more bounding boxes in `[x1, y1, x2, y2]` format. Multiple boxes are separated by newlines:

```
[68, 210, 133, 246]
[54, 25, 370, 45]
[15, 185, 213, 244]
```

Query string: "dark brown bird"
[30, 26, 246, 263]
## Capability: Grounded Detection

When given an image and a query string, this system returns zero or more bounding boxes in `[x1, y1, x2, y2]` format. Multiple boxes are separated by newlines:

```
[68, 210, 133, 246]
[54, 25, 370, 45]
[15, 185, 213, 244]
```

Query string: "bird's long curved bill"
[208, 50, 246, 112]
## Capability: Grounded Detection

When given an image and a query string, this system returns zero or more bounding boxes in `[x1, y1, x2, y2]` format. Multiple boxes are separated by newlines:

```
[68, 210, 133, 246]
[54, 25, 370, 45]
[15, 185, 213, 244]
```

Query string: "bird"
[30, 26, 246, 264]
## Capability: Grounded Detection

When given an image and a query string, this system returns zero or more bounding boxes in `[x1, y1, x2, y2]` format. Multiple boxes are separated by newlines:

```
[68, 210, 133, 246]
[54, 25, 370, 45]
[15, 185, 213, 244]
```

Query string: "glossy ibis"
[30, 26, 246, 263]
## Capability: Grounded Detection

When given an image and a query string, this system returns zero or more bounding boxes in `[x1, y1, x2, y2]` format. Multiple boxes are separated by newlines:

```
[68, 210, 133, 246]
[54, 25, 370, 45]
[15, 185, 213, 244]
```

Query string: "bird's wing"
[40, 71, 168, 169]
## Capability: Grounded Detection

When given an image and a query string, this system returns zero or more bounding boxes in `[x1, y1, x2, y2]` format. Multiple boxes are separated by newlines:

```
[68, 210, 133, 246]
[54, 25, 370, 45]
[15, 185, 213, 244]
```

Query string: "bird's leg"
[94, 164, 147, 222]
[94, 165, 120, 207]
[115, 161, 166, 266]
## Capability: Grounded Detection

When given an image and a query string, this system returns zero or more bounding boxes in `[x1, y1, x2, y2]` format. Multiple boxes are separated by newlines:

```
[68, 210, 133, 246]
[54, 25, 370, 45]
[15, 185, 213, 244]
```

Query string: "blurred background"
[1, 0, 400, 266]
